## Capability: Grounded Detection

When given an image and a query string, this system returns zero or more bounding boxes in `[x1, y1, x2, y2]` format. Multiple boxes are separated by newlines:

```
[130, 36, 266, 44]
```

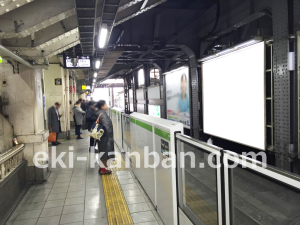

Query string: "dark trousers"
[76, 125, 81, 137]
[90, 137, 95, 147]
[56, 133, 59, 141]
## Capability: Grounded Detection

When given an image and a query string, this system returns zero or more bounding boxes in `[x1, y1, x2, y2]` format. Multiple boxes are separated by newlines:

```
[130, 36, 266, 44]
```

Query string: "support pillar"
[0, 63, 49, 182]
[65, 70, 71, 140]
[272, 0, 295, 171]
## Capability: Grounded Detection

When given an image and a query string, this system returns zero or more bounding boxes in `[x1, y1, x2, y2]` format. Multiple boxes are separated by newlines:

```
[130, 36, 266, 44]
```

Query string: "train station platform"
[4, 130, 164, 225]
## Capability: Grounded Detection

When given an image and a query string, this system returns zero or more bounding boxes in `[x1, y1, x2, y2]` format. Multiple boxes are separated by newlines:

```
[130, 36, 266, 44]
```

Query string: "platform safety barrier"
[0, 144, 25, 181]
[175, 134, 300, 225]
[109, 110, 300, 225]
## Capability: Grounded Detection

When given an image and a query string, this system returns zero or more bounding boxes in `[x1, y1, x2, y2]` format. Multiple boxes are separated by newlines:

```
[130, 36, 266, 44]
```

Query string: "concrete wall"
[0, 114, 13, 154]
[0, 60, 49, 181]
[0, 62, 46, 135]
[44, 64, 68, 133]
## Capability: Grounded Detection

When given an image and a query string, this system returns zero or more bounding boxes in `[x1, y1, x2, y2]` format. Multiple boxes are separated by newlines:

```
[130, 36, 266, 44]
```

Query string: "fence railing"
[175, 134, 300, 225]
[0, 144, 25, 181]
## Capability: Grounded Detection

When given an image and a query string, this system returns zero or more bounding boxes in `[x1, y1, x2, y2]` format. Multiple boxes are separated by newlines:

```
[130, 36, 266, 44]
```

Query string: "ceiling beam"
[7, 28, 80, 59]
[1, 15, 78, 47]
[0, 0, 76, 38]
[114, 0, 166, 26]
[118, 0, 144, 12]
[0, 0, 36, 16]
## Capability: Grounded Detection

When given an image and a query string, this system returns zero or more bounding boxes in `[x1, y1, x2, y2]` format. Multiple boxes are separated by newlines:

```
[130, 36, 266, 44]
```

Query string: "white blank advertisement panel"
[202, 42, 265, 150]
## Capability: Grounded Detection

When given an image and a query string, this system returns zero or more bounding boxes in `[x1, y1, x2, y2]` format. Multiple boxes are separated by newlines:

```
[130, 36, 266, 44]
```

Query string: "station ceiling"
[0, 0, 221, 85]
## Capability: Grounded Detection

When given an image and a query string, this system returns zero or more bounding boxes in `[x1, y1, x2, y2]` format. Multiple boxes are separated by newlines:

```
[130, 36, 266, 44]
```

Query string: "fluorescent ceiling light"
[95, 60, 100, 69]
[101, 79, 124, 84]
[94, 72, 97, 78]
[98, 24, 108, 48]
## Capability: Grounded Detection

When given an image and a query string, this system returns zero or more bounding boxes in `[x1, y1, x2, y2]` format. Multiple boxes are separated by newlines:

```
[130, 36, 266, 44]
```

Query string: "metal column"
[272, 0, 293, 170]
[65, 70, 71, 140]
[144, 64, 151, 115]
[133, 71, 138, 112]
[167, 45, 200, 139]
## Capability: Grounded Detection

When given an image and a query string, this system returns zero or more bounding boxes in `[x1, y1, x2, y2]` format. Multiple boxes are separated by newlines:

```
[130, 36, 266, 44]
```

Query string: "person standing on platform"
[47, 102, 62, 146]
[81, 99, 87, 111]
[86, 102, 98, 153]
[95, 100, 114, 175]
[73, 101, 86, 139]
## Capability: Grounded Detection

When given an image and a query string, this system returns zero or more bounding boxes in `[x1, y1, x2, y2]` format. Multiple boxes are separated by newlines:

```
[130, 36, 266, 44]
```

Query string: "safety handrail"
[0, 144, 25, 181]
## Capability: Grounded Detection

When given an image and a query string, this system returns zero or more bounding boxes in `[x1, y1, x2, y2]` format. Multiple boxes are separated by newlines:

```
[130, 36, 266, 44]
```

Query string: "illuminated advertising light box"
[202, 42, 265, 150]
[148, 105, 161, 118]
[165, 67, 190, 129]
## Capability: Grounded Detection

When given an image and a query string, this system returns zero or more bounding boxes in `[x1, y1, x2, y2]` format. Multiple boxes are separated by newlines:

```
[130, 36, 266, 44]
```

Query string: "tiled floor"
[4, 131, 165, 225]
[116, 171, 164, 225]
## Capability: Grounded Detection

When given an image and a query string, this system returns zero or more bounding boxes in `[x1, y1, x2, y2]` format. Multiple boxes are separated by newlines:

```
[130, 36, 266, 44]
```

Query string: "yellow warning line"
[102, 154, 134, 225]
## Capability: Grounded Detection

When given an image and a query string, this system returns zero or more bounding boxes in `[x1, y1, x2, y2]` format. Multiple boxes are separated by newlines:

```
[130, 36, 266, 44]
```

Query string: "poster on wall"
[149, 105, 161, 118]
[165, 67, 190, 128]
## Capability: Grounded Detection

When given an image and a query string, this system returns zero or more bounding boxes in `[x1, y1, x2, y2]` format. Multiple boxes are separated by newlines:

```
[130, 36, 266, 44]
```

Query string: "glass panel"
[178, 140, 219, 225]
[230, 165, 300, 225]
[122, 116, 131, 148]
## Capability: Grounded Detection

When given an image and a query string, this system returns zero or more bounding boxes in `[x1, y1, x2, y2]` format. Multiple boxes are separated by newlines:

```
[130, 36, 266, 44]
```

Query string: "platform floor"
[4, 131, 164, 225]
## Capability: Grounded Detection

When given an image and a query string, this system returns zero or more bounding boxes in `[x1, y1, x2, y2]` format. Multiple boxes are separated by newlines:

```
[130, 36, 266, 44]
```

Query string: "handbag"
[89, 113, 106, 141]
[48, 128, 56, 142]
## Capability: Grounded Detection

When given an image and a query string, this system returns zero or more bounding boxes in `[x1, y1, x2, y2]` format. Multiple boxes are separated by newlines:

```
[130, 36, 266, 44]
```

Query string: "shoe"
[98, 168, 112, 175]
[77, 137, 84, 139]
[57, 142, 61, 145]
[52, 142, 58, 146]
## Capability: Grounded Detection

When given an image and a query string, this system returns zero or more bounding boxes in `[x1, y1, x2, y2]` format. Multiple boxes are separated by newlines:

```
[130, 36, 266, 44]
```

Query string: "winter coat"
[95, 109, 114, 159]
[47, 106, 61, 133]
[73, 106, 85, 125]
[86, 106, 97, 130]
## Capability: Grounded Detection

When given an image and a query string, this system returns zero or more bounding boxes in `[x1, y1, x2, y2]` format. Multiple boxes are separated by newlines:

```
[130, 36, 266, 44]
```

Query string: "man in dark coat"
[80, 99, 87, 111]
[48, 102, 62, 146]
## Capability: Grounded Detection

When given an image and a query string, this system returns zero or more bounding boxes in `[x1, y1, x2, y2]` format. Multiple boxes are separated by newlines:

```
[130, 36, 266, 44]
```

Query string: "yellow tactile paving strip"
[102, 154, 134, 225]
[185, 185, 218, 225]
